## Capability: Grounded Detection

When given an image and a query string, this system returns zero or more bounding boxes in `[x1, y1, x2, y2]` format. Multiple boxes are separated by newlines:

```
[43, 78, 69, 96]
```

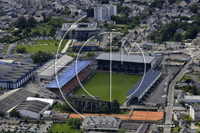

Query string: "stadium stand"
[46, 61, 93, 97]
[126, 70, 162, 102]
[96, 53, 156, 74]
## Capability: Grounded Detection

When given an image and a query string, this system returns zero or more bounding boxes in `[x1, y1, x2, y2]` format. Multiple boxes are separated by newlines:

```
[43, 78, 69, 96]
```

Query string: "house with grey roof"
[81, 116, 121, 132]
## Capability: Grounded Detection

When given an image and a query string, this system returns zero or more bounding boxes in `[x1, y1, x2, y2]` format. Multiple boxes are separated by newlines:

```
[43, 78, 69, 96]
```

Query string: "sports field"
[48, 123, 80, 133]
[73, 72, 142, 104]
[14, 40, 68, 53]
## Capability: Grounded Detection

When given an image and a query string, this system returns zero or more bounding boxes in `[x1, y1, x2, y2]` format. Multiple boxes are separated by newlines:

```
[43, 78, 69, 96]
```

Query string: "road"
[163, 50, 199, 133]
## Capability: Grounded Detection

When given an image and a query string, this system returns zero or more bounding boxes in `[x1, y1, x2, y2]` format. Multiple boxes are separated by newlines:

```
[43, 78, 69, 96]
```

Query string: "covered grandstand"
[96, 53, 156, 74]
[126, 70, 162, 102]
[46, 61, 93, 97]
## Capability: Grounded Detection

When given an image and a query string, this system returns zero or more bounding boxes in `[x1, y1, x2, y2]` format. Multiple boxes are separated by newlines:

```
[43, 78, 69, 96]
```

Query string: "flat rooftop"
[39, 55, 73, 77]
[96, 53, 156, 64]
[61, 23, 98, 31]
[73, 41, 99, 46]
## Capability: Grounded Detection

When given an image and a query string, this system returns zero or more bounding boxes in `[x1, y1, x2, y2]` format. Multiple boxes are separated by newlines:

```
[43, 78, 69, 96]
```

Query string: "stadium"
[46, 53, 162, 105]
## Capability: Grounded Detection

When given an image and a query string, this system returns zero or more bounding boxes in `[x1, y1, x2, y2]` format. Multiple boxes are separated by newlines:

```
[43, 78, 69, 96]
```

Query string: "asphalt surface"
[163, 50, 200, 133]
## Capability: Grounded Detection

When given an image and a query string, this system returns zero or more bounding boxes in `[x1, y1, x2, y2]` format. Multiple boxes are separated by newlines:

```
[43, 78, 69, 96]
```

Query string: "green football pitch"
[73, 72, 142, 104]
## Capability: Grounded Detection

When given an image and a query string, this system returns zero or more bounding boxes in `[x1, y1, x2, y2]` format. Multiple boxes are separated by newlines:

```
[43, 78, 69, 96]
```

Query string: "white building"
[94, 4, 117, 22]
[190, 105, 200, 120]
[177, 94, 200, 104]
[14, 97, 55, 119]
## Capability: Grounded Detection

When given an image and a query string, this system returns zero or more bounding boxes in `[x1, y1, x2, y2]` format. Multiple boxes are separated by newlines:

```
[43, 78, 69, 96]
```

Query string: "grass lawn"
[14, 40, 68, 53]
[48, 123, 80, 133]
[73, 72, 142, 104]
[31, 25, 52, 35]
[198, 77, 200, 82]
[2, 44, 10, 53]
[172, 127, 180, 132]
[178, 75, 192, 82]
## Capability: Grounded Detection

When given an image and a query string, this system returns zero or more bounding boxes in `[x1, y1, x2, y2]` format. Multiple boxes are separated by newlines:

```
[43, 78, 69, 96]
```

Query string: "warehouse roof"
[46, 61, 91, 89]
[26, 97, 55, 106]
[0, 88, 35, 113]
[15, 100, 49, 113]
[39, 55, 73, 77]
[0, 62, 38, 81]
[96, 53, 156, 64]
[126, 70, 162, 98]
[0, 59, 15, 64]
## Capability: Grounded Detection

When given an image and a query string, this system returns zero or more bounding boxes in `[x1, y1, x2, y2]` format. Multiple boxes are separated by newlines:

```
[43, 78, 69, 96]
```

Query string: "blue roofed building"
[126, 70, 162, 102]
[46, 61, 93, 97]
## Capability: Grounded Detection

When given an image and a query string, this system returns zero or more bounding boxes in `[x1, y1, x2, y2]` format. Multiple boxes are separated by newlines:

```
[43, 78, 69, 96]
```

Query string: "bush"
[16, 47, 26, 53]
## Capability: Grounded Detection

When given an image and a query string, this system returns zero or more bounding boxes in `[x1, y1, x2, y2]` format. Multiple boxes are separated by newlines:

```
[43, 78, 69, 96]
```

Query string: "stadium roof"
[0, 88, 34, 113]
[39, 55, 73, 77]
[96, 53, 156, 64]
[46, 61, 91, 89]
[126, 70, 162, 98]
[15, 100, 49, 113]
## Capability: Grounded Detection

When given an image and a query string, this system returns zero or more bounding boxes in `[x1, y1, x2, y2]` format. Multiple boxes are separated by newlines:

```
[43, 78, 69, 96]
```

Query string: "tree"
[185, 79, 191, 84]
[27, 17, 37, 27]
[102, 104, 110, 113]
[15, 16, 27, 29]
[79, 130, 84, 133]
[190, 3, 198, 13]
[75, 11, 79, 16]
[67, 11, 71, 16]
[66, 118, 73, 126]
[174, 33, 182, 42]
[49, 27, 56, 37]
[179, 100, 185, 107]
[86, 8, 94, 17]
[16, 47, 26, 53]
[111, 99, 119, 113]
[10, 109, 21, 118]
[24, 118, 28, 124]
[43, 31, 46, 36]
[33, 30, 42, 36]
[73, 117, 81, 129]
[119, 128, 126, 133]
[180, 8, 183, 12]
[30, 50, 53, 64]
[75, 104, 81, 112]
[166, 68, 168, 74]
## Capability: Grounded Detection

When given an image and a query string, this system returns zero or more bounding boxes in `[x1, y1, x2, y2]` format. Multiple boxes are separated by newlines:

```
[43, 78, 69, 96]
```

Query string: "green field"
[178, 75, 192, 82]
[73, 72, 142, 104]
[48, 123, 80, 133]
[14, 40, 68, 53]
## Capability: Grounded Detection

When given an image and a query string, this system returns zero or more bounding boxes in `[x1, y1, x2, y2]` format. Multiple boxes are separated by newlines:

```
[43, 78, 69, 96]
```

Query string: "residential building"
[94, 4, 117, 22]
[81, 116, 121, 132]
[177, 94, 200, 104]
[190, 105, 200, 120]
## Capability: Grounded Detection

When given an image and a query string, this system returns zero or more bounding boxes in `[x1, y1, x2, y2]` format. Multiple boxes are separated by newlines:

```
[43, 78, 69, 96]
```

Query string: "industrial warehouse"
[0, 59, 39, 89]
